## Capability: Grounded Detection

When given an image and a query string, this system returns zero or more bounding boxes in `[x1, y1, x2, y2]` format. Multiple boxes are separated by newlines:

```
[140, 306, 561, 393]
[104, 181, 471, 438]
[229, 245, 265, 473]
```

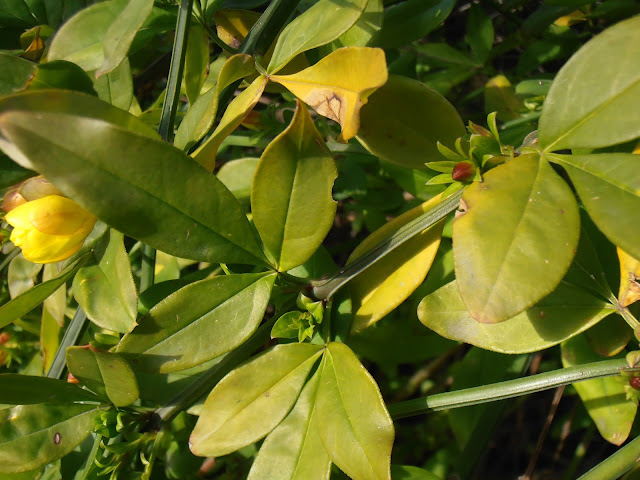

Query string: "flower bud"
[4, 195, 96, 263]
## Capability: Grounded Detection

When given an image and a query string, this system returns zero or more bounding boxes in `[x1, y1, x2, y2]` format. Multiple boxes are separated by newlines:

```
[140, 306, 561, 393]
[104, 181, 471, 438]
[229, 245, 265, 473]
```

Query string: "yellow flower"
[5, 195, 96, 264]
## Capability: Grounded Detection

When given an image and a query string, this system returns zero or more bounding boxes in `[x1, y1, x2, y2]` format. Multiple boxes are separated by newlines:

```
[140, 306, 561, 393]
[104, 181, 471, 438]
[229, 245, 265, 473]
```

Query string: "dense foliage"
[1, 0, 640, 479]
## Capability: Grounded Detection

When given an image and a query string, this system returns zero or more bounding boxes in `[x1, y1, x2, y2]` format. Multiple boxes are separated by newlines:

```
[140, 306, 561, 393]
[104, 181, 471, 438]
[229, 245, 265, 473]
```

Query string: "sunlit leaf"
[0, 109, 267, 265]
[347, 195, 444, 334]
[247, 370, 331, 480]
[175, 54, 255, 150]
[538, 15, 640, 151]
[548, 153, 640, 262]
[96, 0, 154, 76]
[66, 347, 139, 407]
[73, 229, 138, 334]
[216, 157, 259, 209]
[267, 0, 369, 74]
[316, 342, 394, 480]
[453, 154, 580, 323]
[117, 272, 276, 373]
[0, 404, 99, 473]
[357, 75, 465, 169]
[192, 75, 267, 170]
[190, 343, 324, 457]
[418, 280, 615, 353]
[215, 9, 260, 49]
[562, 334, 636, 445]
[252, 101, 337, 270]
[618, 248, 640, 308]
[93, 57, 134, 110]
[183, 24, 210, 105]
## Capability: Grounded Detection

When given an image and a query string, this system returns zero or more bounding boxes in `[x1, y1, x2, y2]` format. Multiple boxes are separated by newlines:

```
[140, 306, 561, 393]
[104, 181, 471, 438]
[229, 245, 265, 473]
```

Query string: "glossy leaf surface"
[0, 404, 98, 473]
[97, 0, 153, 76]
[549, 153, 640, 261]
[247, 370, 331, 480]
[562, 334, 636, 445]
[0, 111, 267, 265]
[418, 280, 614, 353]
[271, 47, 387, 141]
[357, 75, 465, 169]
[453, 154, 580, 323]
[252, 102, 337, 271]
[347, 195, 444, 334]
[190, 343, 323, 457]
[267, 0, 368, 74]
[316, 342, 394, 480]
[117, 273, 276, 373]
[0, 374, 99, 405]
[192, 75, 267, 170]
[538, 15, 640, 151]
[66, 347, 139, 407]
[0, 254, 87, 329]
[47, 0, 127, 71]
[174, 54, 255, 150]
[73, 230, 137, 333]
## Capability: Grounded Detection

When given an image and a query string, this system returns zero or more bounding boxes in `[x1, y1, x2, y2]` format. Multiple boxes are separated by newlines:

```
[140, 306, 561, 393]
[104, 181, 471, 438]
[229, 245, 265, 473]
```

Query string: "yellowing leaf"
[192, 75, 267, 171]
[271, 47, 388, 142]
[618, 248, 640, 308]
[484, 74, 522, 121]
[215, 10, 260, 49]
[348, 195, 444, 334]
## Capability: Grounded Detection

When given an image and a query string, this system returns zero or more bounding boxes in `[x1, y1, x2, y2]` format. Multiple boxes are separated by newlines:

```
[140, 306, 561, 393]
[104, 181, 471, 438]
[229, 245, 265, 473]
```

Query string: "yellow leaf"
[554, 10, 586, 27]
[618, 247, 640, 307]
[271, 47, 388, 141]
[347, 195, 444, 334]
[215, 10, 260, 50]
[192, 75, 268, 171]
[484, 74, 522, 121]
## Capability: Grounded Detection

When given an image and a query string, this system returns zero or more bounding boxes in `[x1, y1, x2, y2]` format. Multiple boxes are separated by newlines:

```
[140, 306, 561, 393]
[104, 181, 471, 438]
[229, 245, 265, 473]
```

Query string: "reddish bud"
[0, 332, 10, 345]
[629, 376, 640, 390]
[67, 373, 80, 384]
[452, 161, 475, 182]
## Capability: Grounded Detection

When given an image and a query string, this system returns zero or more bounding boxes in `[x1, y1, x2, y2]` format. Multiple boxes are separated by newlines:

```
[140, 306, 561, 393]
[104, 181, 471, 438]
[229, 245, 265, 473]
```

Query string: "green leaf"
[8, 253, 42, 299]
[217, 157, 259, 209]
[93, 57, 134, 111]
[357, 75, 465, 169]
[466, 4, 494, 64]
[418, 280, 615, 353]
[0, 110, 267, 265]
[0, 403, 99, 474]
[96, 0, 154, 77]
[585, 315, 632, 357]
[247, 370, 331, 480]
[0, 53, 36, 96]
[189, 343, 324, 457]
[548, 153, 640, 261]
[333, 0, 383, 48]
[174, 54, 255, 151]
[453, 154, 580, 323]
[26, 61, 95, 95]
[192, 75, 267, 170]
[0, 0, 38, 28]
[47, 0, 127, 71]
[267, 0, 368, 74]
[316, 342, 394, 480]
[271, 311, 308, 340]
[0, 374, 99, 404]
[378, 0, 456, 48]
[538, 15, 640, 151]
[72, 229, 137, 334]
[117, 272, 276, 373]
[347, 196, 444, 334]
[66, 347, 139, 407]
[390, 465, 441, 480]
[252, 102, 337, 271]
[0, 254, 88, 330]
[562, 334, 636, 445]
[0, 154, 34, 189]
[183, 24, 209, 105]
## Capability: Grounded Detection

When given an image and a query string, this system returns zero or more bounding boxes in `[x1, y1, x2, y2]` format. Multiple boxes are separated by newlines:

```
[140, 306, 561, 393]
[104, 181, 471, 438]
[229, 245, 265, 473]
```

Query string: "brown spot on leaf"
[53, 433, 61, 444]
[307, 90, 343, 123]
[455, 198, 468, 219]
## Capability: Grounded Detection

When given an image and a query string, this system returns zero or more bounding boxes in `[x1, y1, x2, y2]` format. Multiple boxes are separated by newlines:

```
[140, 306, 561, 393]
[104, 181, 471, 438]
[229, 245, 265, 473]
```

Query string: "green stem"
[158, 0, 194, 142]
[46, 308, 88, 379]
[154, 315, 278, 425]
[577, 434, 640, 480]
[387, 358, 629, 419]
[312, 189, 464, 300]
